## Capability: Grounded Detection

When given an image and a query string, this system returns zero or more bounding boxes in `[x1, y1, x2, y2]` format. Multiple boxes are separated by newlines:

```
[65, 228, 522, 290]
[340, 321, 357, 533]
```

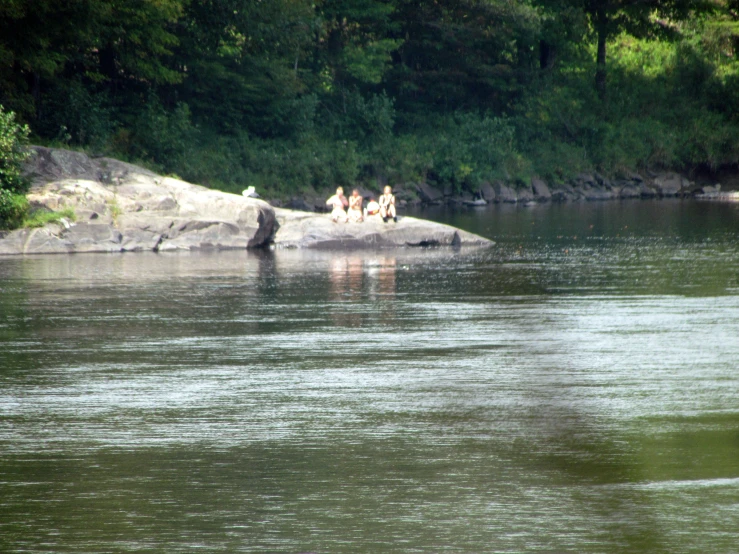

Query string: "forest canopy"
[1, 0, 738, 196]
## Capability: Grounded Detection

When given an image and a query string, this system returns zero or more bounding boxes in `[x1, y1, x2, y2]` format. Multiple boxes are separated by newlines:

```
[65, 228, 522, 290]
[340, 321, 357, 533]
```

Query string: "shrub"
[0, 105, 31, 229]
[0, 105, 31, 195]
[0, 189, 29, 230]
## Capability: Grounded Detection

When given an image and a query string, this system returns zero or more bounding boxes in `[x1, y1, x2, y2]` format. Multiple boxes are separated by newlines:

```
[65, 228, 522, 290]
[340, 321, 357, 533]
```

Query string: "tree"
[582, 0, 701, 99]
[173, 0, 316, 134]
[386, 0, 540, 115]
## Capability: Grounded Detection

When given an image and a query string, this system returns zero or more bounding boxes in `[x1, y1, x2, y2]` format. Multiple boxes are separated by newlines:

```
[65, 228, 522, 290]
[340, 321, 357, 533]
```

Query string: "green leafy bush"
[0, 189, 29, 230]
[1, 105, 31, 229]
[0, 105, 31, 194]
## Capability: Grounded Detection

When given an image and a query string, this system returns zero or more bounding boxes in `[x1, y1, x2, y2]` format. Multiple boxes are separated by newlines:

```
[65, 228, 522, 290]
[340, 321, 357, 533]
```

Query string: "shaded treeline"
[2, 0, 739, 196]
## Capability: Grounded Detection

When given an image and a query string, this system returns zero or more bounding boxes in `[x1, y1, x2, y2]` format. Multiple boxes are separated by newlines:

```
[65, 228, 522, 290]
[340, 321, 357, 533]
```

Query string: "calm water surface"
[2, 199, 739, 553]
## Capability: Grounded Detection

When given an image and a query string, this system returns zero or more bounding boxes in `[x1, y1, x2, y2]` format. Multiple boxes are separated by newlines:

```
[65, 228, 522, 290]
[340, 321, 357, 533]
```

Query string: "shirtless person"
[379, 185, 397, 223]
[326, 187, 349, 223]
[348, 189, 364, 222]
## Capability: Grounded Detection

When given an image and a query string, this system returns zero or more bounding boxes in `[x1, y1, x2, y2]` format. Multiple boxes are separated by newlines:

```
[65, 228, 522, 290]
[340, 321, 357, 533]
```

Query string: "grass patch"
[23, 207, 76, 228]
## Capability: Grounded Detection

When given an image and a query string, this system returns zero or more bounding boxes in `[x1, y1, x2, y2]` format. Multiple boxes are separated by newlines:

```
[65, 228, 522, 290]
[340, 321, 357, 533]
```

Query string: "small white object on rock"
[243, 186, 259, 198]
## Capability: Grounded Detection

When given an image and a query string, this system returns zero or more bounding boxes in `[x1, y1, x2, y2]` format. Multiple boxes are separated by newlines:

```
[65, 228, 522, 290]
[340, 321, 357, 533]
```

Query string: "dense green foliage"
[0, 104, 31, 228]
[1, 0, 738, 198]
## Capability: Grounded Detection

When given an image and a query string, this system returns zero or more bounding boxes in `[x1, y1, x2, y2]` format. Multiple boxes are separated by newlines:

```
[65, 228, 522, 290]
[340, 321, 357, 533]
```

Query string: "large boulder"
[479, 181, 496, 202]
[583, 186, 616, 201]
[0, 146, 276, 255]
[272, 209, 493, 249]
[618, 184, 642, 198]
[531, 178, 551, 201]
[0, 226, 72, 255]
[516, 186, 535, 203]
[652, 172, 688, 196]
[416, 182, 444, 204]
[493, 181, 518, 203]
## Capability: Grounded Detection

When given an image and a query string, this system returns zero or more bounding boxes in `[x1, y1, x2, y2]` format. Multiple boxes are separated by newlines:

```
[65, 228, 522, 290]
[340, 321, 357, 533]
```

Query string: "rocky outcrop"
[416, 182, 444, 204]
[479, 181, 496, 202]
[493, 181, 518, 203]
[272, 209, 492, 249]
[0, 146, 493, 255]
[652, 173, 688, 196]
[390, 170, 704, 208]
[1, 146, 275, 255]
[531, 178, 551, 201]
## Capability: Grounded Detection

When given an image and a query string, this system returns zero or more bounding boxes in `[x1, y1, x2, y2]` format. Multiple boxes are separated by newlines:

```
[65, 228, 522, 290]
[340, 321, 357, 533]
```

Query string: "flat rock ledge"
[272, 208, 492, 249]
[0, 146, 492, 255]
[695, 191, 739, 202]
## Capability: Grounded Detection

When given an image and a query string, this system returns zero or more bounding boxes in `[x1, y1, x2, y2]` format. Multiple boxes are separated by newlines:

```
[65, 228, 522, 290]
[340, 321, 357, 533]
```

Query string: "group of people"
[326, 186, 397, 224]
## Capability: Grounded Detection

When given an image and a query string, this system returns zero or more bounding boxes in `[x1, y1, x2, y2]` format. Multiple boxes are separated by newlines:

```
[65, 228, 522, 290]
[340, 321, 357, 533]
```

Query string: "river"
[1, 198, 739, 553]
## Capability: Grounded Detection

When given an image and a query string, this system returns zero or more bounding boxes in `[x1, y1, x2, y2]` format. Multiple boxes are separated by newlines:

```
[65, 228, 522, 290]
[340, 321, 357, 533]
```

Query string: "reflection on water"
[328, 255, 397, 327]
[2, 200, 739, 553]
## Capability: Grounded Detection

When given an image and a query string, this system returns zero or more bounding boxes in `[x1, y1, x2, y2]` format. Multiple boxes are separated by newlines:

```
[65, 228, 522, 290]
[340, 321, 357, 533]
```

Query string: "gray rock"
[618, 185, 642, 199]
[10, 147, 277, 255]
[479, 181, 496, 202]
[625, 171, 644, 183]
[493, 181, 517, 203]
[550, 189, 574, 202]
[272, 209, 492, 249]
[288, 197, 315, 212]
[639, 183, 658, 198]
[531, 178, 551, 201]
[699, 184, 721, 194]
[652, 173, 687, 196]
[61, 223, 123, 253]
[583, 186, 615, 201]
[160, 219, 247, 251]
[4, 147, 496, 256]
[573, 173, 596, 187]
[0, 227, 72, 255]
[416, 182, 444, 203]
[516, 186, 535, 203]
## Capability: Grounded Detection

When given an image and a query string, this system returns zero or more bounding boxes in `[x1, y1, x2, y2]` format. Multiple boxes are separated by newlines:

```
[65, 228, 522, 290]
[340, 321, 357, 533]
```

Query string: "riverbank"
[270, 171, 734, 212]
[0, 147, 492, 255]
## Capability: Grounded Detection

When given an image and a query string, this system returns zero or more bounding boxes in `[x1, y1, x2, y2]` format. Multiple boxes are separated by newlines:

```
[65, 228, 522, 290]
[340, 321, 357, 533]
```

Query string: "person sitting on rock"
[326, 187, 349, 223]
[365, 197, 380, 219]
[379, 185, 397, 223]
[348, 189, 364, 222]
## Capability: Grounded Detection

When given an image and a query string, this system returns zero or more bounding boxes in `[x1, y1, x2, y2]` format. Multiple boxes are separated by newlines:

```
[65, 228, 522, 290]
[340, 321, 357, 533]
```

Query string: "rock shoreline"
[0, 147, 492, 256]
[272, 171, 729, 211]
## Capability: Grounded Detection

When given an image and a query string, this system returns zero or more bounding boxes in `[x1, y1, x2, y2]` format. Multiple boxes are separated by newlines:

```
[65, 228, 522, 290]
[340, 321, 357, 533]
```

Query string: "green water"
[1, 199, 739, 553]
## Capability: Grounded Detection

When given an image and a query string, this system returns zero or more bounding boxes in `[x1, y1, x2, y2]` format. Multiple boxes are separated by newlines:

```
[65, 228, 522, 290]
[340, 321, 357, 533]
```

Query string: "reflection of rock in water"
[348, 256, 363, 293]
[365, 256, 397, 324]
[329, 257, 348, 302]
[328, 256, 364, 327]
[378, 257, 396, 297]
[366, 256, 396, 300]
[328, 255, 398, 327]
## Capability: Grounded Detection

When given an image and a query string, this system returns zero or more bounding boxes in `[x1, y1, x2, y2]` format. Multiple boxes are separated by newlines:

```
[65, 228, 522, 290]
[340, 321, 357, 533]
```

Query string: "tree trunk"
[540, 40, 556, 70]
[595, 12, 607, 100]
